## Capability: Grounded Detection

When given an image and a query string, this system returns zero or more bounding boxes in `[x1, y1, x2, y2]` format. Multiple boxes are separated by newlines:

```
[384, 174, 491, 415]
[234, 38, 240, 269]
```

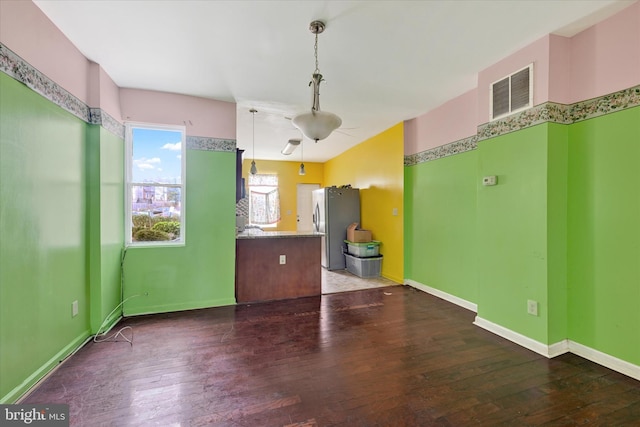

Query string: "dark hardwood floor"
[23, 286, 640, 426]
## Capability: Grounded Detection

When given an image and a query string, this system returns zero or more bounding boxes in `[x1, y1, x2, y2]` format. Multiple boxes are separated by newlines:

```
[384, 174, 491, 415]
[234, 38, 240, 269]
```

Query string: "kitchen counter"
[236, 229, 323, 239]
[235, 231, 321, 303]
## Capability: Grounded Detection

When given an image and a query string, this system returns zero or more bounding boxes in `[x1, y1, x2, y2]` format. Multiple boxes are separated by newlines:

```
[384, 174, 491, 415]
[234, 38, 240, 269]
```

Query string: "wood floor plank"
[21, 286, 640, 426]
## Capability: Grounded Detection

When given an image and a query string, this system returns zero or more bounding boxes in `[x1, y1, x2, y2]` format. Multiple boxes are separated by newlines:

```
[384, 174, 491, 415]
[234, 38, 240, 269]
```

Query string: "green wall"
[404, 150, 477, 303]
[0, 73, 92, 402]
[1, 70, 237, 402]
[546, 124, 568, 344]
[404, 106, 639, 368]
[87, 126, 125, 333]
[476, 126, 549, 343]
[122, 149, 237, 315]
[567, 106, 640, 365]
[476, 124, 567, 344]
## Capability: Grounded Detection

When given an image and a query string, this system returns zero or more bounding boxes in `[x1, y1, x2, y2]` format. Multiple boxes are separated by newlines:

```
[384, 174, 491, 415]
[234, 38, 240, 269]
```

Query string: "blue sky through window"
[132, 128, 182, 184]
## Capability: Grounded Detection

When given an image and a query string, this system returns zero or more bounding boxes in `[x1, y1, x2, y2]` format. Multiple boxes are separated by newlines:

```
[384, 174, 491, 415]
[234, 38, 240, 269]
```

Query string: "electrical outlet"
[527, 299, 538, 316]
[392, 208, 398, 216]
[279, 255, 286, 265]
[72, 300, 78, 317]
[483, 176, 498, 186]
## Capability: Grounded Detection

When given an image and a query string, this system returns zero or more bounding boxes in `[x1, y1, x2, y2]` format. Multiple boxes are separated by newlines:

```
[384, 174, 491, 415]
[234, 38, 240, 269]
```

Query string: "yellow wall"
[324, 123, 404, 283]
[242, 159, 324, 231]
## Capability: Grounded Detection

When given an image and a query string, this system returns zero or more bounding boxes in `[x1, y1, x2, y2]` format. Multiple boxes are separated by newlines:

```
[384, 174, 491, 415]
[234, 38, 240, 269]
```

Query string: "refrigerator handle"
[313, 203, 320, 232]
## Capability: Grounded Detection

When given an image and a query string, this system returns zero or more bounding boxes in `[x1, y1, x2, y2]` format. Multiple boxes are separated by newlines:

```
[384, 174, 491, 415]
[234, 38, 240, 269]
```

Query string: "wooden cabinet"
[235, 235, 321, 303]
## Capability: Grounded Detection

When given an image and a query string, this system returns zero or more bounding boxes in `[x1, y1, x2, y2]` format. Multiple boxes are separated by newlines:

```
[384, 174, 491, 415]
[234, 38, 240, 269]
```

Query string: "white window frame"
[489, 63, 534, 121]
[125, 122, 186, 247]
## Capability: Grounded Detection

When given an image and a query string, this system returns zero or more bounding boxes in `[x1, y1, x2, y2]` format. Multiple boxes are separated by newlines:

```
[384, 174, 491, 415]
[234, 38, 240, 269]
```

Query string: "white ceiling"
[33, 0, 634, 163]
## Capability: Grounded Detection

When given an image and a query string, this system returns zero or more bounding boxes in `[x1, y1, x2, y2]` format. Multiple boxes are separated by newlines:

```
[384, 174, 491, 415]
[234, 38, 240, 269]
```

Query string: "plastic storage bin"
[344, 253, 383, 278]
[344, 240, 380, 258]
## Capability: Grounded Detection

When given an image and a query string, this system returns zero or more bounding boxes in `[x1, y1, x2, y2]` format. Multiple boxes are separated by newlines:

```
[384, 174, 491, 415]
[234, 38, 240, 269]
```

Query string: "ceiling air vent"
[490, 63, 533, 121]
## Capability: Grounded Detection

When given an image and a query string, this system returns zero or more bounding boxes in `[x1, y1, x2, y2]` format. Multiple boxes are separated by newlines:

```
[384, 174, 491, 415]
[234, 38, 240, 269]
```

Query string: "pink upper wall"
[569, 1, 640, 103]
[0, 1, 90, 104]
[87, 63, 122, 120]
[477, 35, 551, 125]
[1, 1, 236, 138]
[119, 89, 236, 139]
[99, 67, 122, 120]
[548, 35, 572, 105]
[404, 89, 477, 155]
[406, 1, 639, 155]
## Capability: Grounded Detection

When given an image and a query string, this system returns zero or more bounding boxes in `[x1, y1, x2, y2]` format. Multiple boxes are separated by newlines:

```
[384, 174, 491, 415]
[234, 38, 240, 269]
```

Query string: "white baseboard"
[569, 340, 640, 381]
[405, 279, 477, 313]
[548, 339, 570, 358]
[405, 280, 640, 381]
[473, 316, 568, 357]
[473, 316, 640, 381]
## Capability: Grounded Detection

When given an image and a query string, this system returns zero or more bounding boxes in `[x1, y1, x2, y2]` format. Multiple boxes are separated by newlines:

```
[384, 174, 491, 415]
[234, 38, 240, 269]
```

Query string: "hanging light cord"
[252, 110, 255, 162]
[314, 31, 320, 75]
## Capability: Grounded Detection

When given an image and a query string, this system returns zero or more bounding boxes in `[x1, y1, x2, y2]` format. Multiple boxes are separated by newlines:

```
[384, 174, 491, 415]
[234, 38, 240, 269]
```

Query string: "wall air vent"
[490, 63, 533, 121]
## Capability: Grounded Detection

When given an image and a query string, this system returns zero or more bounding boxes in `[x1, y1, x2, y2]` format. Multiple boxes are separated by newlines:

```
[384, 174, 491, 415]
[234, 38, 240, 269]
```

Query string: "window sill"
[126, 241, 185, 249]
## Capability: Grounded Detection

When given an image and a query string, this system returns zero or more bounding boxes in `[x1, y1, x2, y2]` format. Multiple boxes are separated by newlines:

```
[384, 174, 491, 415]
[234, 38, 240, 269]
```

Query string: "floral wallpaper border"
[404, 135, 478, 166]
[89, 108, 125, 139]
[406, 84, 640, 167]
[1, 43, 91, 123]
[1, 43, 237, 150]
[186, 136, 236, 152]
[2, 43, 636, 161]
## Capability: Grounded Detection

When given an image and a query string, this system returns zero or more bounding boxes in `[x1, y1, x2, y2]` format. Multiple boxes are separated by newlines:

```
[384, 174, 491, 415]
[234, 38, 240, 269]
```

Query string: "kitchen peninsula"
[235, 230, 322, 303]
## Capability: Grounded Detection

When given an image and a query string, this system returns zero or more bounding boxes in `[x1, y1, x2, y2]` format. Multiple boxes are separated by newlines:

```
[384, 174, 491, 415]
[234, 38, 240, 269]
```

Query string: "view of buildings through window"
[125, 124, 185, 244]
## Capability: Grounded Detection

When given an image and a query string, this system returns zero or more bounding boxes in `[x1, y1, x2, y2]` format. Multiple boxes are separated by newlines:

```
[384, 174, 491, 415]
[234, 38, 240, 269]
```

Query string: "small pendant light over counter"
[298, 139, 306, 176]
[249, 108, 258, 175]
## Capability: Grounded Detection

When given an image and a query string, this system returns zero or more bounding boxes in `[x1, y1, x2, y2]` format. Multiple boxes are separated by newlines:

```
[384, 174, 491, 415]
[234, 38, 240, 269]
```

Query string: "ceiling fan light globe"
[292, 111, 342, 141]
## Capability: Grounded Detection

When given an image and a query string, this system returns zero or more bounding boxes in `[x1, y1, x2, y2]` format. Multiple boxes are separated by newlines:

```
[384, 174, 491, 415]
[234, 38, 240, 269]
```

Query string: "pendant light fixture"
[249, 108, 257, 175]
[298, 139, 306, 176]
[292, 20, 342, 143]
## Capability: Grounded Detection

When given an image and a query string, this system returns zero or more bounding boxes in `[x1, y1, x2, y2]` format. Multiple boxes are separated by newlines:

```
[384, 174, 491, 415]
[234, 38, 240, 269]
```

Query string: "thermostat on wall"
[482, 176, 497, 186]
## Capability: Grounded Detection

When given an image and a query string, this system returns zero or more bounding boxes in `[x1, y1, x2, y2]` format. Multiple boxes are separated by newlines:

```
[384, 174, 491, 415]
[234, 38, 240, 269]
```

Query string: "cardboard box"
[347, 223, 372, 243]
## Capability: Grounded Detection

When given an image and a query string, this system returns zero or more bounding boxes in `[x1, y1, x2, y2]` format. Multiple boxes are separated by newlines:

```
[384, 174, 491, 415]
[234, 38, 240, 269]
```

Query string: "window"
[490, 63, 533, 121]
[248, 174, 280, 227]
[125, 123, 186, 245]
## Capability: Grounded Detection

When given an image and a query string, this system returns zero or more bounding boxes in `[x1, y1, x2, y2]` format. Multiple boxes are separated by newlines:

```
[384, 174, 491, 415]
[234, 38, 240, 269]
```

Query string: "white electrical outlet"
[279, 255, 286, 265]
[72, 300, 78, 317]
[482, 176, 498, 186]
[392, 208, 398, 216]
[527, 299, 538, 316]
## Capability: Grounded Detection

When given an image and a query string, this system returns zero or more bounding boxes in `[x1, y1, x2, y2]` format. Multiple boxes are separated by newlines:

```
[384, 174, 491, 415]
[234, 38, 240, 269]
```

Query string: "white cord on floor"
[93, 294, 140, 346]
[93, 247, 137, 346]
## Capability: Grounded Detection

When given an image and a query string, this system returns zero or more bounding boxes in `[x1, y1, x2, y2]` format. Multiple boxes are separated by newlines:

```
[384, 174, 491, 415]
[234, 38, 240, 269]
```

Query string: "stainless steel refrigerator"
[312, 187, 361, 270]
